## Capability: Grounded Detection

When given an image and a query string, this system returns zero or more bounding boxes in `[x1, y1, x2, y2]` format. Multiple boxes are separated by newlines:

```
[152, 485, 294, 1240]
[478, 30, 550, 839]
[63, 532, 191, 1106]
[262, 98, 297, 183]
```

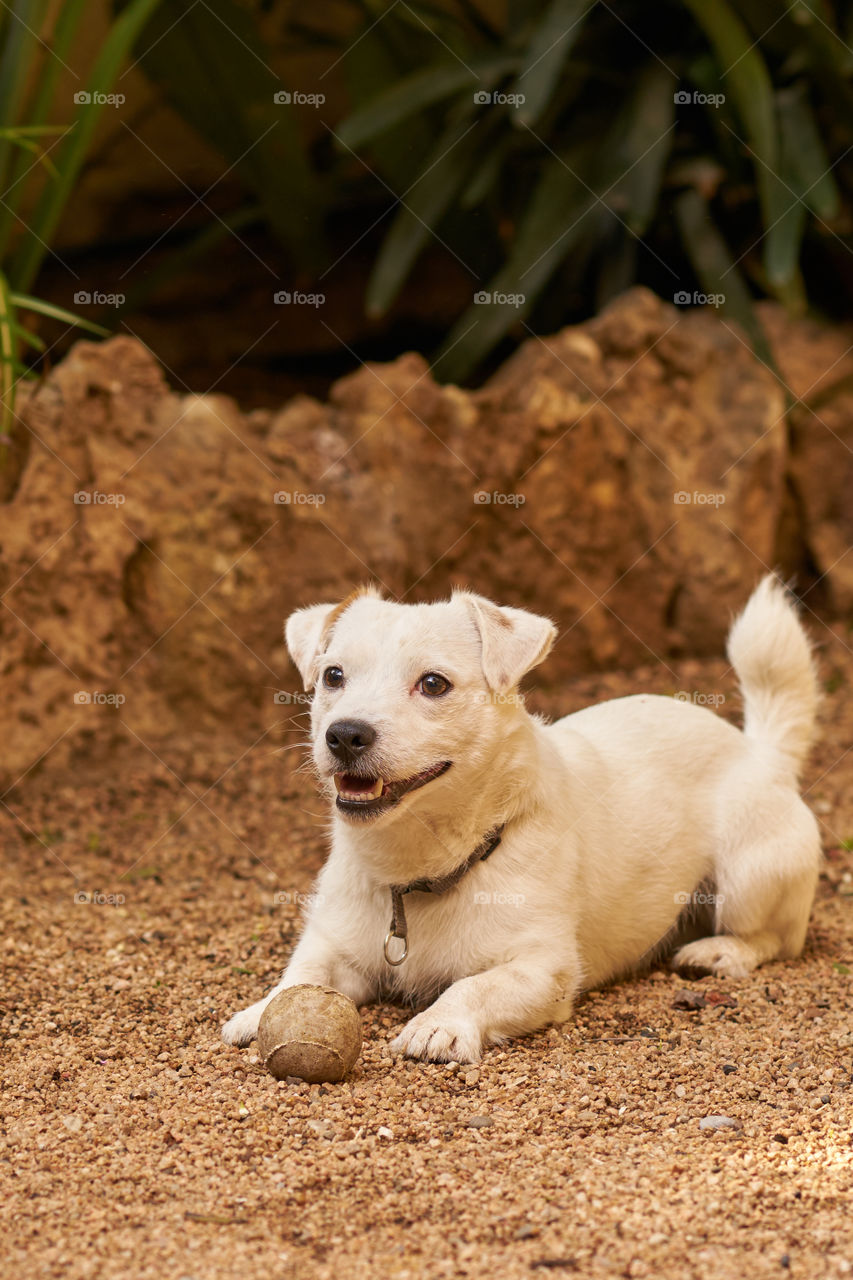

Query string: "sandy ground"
[2, 641, 852, 1280]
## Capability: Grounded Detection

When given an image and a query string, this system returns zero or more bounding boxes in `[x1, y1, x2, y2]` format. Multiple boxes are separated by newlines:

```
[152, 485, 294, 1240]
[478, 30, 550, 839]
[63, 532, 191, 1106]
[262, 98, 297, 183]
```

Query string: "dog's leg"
[672, 803, 820, 980]
[221, 927, 374, 1046]
[389, 950, 579, 1064]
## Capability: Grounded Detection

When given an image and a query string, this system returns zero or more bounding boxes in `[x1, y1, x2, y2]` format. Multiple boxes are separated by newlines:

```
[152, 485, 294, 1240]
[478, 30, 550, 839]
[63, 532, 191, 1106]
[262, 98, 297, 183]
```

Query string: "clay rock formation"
[0, 287, 847, 787]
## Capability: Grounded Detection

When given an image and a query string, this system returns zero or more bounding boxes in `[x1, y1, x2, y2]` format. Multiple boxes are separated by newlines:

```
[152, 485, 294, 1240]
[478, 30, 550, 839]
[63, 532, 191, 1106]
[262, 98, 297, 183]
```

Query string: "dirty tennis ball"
[256, 985, 362, 1083]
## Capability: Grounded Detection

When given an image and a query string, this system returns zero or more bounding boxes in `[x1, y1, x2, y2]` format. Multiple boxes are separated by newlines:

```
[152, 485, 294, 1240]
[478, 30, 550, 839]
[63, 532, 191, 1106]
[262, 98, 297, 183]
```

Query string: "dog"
[222, 576, 820, 1063]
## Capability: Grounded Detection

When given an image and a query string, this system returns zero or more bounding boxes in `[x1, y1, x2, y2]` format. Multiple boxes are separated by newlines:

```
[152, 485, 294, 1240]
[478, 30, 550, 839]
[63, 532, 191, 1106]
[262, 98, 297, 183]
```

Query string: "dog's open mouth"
[333, 760, 451, 818]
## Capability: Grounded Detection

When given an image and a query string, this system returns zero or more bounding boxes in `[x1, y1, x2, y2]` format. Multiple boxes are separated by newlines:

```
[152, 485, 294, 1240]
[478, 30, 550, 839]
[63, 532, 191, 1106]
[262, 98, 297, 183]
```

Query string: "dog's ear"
[285, 603, 337, 690]
[461, 594, 557, 694]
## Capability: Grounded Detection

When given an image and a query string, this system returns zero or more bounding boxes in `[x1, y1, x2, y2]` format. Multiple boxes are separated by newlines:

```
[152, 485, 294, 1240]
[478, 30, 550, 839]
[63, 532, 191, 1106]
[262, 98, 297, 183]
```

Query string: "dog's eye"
[417, 672, 452, 698]
[322, 666, 344, 689]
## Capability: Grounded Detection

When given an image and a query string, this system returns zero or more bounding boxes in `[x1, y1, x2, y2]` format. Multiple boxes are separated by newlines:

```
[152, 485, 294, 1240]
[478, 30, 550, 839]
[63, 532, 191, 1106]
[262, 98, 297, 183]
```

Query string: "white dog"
[222, 577, 820, 1063]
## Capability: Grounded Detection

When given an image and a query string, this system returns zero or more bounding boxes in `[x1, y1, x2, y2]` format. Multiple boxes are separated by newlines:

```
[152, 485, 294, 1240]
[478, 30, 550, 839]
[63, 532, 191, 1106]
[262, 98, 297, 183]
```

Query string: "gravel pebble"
[699, 1115, 742, 1131]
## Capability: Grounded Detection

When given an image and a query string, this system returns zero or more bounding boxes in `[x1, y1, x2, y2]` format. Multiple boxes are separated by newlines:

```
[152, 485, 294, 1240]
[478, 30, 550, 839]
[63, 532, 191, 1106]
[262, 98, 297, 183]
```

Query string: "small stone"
[699, 1114, 741, 1132]
[773, 1133, 789, 1144]
[305, 1120, 335, 1140]
[705, 990, 737, 1008]
[377, 1125, 393, 1139]
[672, 990, 706, 1011]
[467, 1115, 493, 1129]
[463, 1068, 480, 1086]
[514, 1224, 539, 1240]
[722, 1064, 737, 1075]
[821, 1095, 831, 1104]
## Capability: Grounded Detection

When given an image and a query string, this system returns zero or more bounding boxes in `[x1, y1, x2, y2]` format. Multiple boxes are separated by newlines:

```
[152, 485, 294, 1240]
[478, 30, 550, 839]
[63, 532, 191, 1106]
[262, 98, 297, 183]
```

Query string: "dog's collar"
[383, 825, 505, 966]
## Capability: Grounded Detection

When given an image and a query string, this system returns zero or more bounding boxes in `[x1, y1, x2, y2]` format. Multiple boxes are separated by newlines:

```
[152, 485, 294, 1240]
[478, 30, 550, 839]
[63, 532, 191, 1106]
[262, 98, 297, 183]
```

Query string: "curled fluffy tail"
[727, 576, 819, 778]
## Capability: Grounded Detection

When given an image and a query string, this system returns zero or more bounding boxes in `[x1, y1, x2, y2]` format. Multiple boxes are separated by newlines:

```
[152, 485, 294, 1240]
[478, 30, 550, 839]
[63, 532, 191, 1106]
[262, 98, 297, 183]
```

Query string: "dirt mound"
[2, 288, 851, 787]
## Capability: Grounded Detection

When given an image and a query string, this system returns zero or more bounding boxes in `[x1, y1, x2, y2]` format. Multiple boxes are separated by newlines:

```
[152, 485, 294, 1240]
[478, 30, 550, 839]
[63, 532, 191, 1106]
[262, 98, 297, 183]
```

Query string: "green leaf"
[0, 269, 16, 439]
[0, 125, 68, 139]
[604, 64, 676, 234]
[777, 82, 841, 220]
[0, 0, 90, 259]
[10, 322, 46, 353]
[10, 293, 110, 337]
[124, 0, 320, 263]
[0, 129, 61, 178]
[513, 0, 596, 127]
[460, 133, 511, 208]
[0, 0, 49, 193]
[341, 29, 437, 193]
[674, 187, 777, 374]
[337, 54, 519, 150]
[433, 143, 602, 381]
[11, 0, 167, 294]
[682, 0, 794, 290]
[366, 115, 485, 316]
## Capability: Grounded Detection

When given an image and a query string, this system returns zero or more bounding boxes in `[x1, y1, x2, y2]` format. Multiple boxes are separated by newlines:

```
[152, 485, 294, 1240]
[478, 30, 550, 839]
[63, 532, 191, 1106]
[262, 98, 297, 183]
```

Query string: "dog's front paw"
[221, 998, 268, 1046]
[672, 937, 753, 980]
[390, 1010, 483, 1064]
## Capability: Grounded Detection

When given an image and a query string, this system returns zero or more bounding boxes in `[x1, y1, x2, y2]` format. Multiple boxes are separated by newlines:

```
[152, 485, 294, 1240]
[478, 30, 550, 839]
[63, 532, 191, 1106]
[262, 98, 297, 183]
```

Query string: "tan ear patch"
[318, 584, 382, 651]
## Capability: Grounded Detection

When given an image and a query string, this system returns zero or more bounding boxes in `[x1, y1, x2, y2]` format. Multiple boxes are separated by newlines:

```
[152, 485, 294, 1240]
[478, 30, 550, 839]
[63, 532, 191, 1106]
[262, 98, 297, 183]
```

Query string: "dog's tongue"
[334, 774, 384, 800]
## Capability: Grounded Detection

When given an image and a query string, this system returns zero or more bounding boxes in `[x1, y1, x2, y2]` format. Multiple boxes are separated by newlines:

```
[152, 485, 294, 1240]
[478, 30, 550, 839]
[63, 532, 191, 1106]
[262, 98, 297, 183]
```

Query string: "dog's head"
[284, 586, 556, 824]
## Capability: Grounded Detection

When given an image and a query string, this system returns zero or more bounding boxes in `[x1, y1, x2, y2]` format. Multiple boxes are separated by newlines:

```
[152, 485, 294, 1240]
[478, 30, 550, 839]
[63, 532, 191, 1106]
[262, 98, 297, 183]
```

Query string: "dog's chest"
[350, 878, 523, 1000]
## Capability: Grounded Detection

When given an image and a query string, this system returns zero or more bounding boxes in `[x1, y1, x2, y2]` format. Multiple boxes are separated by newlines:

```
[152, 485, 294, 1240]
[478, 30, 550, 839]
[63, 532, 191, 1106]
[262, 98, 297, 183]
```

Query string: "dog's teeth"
[333, 775, 384, 801]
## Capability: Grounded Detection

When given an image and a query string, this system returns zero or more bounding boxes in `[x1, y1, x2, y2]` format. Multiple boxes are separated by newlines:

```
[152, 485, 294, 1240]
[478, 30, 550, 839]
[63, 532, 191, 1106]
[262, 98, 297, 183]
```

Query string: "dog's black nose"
[325, 719, 377, 764]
